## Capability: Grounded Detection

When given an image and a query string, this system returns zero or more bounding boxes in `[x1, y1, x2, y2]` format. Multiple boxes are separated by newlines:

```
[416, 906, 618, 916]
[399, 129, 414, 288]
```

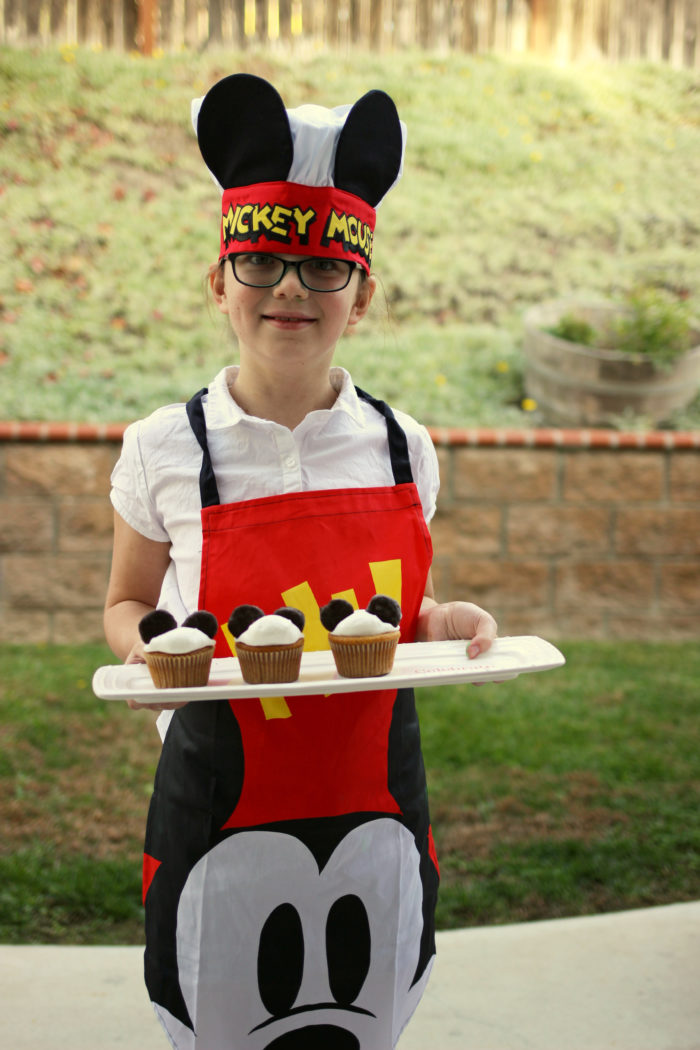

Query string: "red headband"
[220, 181, 376, 274]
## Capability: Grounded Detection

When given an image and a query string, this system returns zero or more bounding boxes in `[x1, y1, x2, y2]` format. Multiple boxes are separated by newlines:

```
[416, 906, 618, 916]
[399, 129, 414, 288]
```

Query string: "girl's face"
[211, 255, 375, 376]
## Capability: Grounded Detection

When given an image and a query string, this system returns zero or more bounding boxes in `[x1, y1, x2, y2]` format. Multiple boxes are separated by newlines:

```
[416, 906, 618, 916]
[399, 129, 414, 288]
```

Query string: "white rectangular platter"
[92, 636, 565, 702]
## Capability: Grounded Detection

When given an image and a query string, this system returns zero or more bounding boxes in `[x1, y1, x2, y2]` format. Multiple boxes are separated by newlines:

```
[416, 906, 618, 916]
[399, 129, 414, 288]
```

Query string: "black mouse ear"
[274, 606, 306, 631]
[196, 73, 294, 189]
[138, 609, 177, 643]
[333, 90, 403, 207]
[227, 604, 265, 638]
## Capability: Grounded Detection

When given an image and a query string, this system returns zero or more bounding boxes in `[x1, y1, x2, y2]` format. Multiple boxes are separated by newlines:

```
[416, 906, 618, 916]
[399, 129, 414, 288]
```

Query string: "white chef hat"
[192, 73, 406, 273]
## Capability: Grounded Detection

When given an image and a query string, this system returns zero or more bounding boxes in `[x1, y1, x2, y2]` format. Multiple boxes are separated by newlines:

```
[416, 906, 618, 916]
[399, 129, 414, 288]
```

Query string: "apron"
[142, 387, 439, 1050]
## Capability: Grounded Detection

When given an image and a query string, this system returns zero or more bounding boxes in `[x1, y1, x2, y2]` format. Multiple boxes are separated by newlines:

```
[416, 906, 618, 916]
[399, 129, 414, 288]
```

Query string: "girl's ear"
[196, 74, 294, 190]
[210, 262, 228, 312]
[333, 91, 404, 207]
[347, 274, 376, 327]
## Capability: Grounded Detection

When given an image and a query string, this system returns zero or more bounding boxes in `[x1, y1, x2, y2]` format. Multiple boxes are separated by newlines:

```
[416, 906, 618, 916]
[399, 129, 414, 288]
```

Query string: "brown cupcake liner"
[235, 637, 304, 684]
[144, 647, 214, 689]
[328, 630, 400, 678]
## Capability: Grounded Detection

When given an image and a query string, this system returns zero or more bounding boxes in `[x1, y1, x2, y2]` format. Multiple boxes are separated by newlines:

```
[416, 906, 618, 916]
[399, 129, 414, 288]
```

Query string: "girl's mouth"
[263, 313, 316, 329]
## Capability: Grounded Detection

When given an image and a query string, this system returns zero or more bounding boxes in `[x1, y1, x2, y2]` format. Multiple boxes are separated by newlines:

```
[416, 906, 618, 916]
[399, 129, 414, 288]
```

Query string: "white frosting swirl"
[331, 610, 397, 637]
[144, 626, 215, 654]
[238, 614, 302, 646]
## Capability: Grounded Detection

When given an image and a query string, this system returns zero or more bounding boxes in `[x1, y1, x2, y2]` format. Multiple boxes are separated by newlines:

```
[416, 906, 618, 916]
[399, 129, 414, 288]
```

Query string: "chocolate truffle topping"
[319, 598, 355, 631]
[366, 594, 402, 627]
[273, 606, 306, 631]
[228, 604, 265, 638]
[138, 609, 178, 643]
[182, 610, 219, 639]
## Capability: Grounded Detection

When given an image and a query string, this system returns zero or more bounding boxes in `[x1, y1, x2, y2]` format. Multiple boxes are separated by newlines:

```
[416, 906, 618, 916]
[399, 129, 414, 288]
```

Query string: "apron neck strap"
[185, 388, 221, 508]
[354, 386, 414, 485]
[185, 383, 415, 509]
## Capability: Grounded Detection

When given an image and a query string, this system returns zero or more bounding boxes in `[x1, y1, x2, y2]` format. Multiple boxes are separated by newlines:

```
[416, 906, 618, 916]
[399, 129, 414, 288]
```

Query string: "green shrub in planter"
[526, 289, 700, 427]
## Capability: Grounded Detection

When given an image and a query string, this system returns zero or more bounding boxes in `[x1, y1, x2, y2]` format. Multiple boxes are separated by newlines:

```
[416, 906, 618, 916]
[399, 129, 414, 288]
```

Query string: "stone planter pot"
[523, 299, 700, 427]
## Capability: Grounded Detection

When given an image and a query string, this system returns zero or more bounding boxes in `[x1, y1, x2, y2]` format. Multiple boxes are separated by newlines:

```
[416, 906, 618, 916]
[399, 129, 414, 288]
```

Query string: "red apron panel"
[196, 482, 432, 829]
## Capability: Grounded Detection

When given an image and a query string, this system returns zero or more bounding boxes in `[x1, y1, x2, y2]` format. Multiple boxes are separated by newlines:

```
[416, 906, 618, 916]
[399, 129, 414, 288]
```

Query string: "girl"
[104, 73, 497, 1050]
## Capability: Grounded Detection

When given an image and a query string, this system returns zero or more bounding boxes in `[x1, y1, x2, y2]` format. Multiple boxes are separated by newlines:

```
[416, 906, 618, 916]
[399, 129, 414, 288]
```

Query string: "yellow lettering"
[237, 203, 253, 234]
[222, 204, 239, 244]
[260, 697, 292, 719]
[281, 580, 328, 652]
[322, 210, 372, 265]
[270, 204, 293, 237]
[251, 204, 273, 234]
[331, 588, 358, 608]
[293, 206, 316, 240]
[325, 211, 349, 243]
[369, 559, 402, 606]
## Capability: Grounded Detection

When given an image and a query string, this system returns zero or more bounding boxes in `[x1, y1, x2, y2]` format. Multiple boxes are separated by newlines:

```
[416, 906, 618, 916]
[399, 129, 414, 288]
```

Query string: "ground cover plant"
[1, 640, 698, 943]
[2, 46, 700, 428]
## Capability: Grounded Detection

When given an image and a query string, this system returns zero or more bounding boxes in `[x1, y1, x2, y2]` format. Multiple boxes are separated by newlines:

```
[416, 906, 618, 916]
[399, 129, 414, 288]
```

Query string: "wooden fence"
[1, 0, 699, 67]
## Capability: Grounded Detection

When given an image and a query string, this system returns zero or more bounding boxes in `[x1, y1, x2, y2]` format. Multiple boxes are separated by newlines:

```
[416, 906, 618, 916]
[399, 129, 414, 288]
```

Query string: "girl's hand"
[124, 641, 188, 712]
[416, 600, 498, 658]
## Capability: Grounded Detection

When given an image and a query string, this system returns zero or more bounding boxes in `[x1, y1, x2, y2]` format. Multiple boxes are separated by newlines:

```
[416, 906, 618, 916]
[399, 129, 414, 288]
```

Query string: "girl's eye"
[309, 259, 342, 274]
[248, 255, 275, 268]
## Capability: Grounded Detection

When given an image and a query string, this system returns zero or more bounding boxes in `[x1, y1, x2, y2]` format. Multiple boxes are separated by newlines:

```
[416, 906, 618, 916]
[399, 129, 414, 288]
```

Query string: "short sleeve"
[110, 420, 170, 542]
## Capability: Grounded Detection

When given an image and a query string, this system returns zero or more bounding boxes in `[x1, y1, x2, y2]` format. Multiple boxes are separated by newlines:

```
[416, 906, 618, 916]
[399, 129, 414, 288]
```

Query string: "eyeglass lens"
[231, 254, 354, 292]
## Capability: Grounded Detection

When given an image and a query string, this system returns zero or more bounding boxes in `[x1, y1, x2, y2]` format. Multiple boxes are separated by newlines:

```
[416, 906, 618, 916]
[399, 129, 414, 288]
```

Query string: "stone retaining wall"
[1, 423, 698, 644]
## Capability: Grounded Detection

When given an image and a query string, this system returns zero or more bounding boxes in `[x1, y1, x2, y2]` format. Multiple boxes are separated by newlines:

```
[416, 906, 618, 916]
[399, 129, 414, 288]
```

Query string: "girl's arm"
[104, 512, 177, 709]
[415, 570, 497, 658]
[104, 511, 171, 661]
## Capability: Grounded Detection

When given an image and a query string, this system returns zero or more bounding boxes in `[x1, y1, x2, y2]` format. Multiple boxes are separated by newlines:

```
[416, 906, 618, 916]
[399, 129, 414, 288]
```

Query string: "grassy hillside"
[2, 46, 700, 426]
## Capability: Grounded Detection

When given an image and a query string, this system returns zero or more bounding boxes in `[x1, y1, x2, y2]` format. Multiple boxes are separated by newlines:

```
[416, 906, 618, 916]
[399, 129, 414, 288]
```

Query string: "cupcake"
[228, 605, 305, 684]
[139, 609, 218, 689]
[321, 594, 402, 678]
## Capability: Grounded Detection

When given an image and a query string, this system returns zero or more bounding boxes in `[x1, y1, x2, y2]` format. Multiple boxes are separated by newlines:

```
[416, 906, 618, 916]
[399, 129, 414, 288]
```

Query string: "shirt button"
[285, 456, 297, 469]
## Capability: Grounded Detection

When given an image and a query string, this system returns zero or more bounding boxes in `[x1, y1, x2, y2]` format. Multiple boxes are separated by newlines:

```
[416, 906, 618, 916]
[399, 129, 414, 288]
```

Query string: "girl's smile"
[262, 309, 317, 330]
[212, 253, 375, 371]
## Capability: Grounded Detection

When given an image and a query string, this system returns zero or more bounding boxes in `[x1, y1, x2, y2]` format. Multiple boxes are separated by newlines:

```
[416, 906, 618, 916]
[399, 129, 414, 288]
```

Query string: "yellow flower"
[521, 397, 538, 412]
[496, 361, 510, 373]
[435, 373, 447, 387]
[530, 151, 543, 163]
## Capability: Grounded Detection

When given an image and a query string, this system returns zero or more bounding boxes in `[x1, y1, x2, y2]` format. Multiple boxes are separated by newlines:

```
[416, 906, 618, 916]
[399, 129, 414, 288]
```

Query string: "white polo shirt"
[111, 365, 439, 622]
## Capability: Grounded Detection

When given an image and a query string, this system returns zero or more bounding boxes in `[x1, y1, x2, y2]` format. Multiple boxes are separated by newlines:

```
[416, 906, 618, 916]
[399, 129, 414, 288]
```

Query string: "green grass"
[1, 46, 700, 427]
[422, 641, 700, 926]
[1, 640, 698, 942]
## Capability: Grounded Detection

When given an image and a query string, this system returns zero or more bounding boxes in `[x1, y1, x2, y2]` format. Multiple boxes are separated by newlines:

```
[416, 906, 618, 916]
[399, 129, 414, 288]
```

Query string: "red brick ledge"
[1, 420, 699, 449]
[427, 427, 700, 450]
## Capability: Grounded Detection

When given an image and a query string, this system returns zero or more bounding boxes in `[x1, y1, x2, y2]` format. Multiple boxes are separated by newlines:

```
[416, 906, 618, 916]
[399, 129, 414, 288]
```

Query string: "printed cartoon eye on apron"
[142, 386, 439, 1050]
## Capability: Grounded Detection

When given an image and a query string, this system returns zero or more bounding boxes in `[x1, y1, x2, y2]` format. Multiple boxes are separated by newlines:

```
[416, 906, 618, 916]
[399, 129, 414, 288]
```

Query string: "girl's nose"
[273, 266, 307, 298]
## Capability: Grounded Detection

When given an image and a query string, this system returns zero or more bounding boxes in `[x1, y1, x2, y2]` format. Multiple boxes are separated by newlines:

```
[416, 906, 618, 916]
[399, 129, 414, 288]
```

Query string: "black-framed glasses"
[228, 253, 359, 293]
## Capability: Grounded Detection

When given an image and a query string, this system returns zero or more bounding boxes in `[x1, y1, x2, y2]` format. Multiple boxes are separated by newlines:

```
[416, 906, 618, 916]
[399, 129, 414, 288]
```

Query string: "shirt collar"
[204, 366, 247, 430]
[204, 365, 367, 430]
